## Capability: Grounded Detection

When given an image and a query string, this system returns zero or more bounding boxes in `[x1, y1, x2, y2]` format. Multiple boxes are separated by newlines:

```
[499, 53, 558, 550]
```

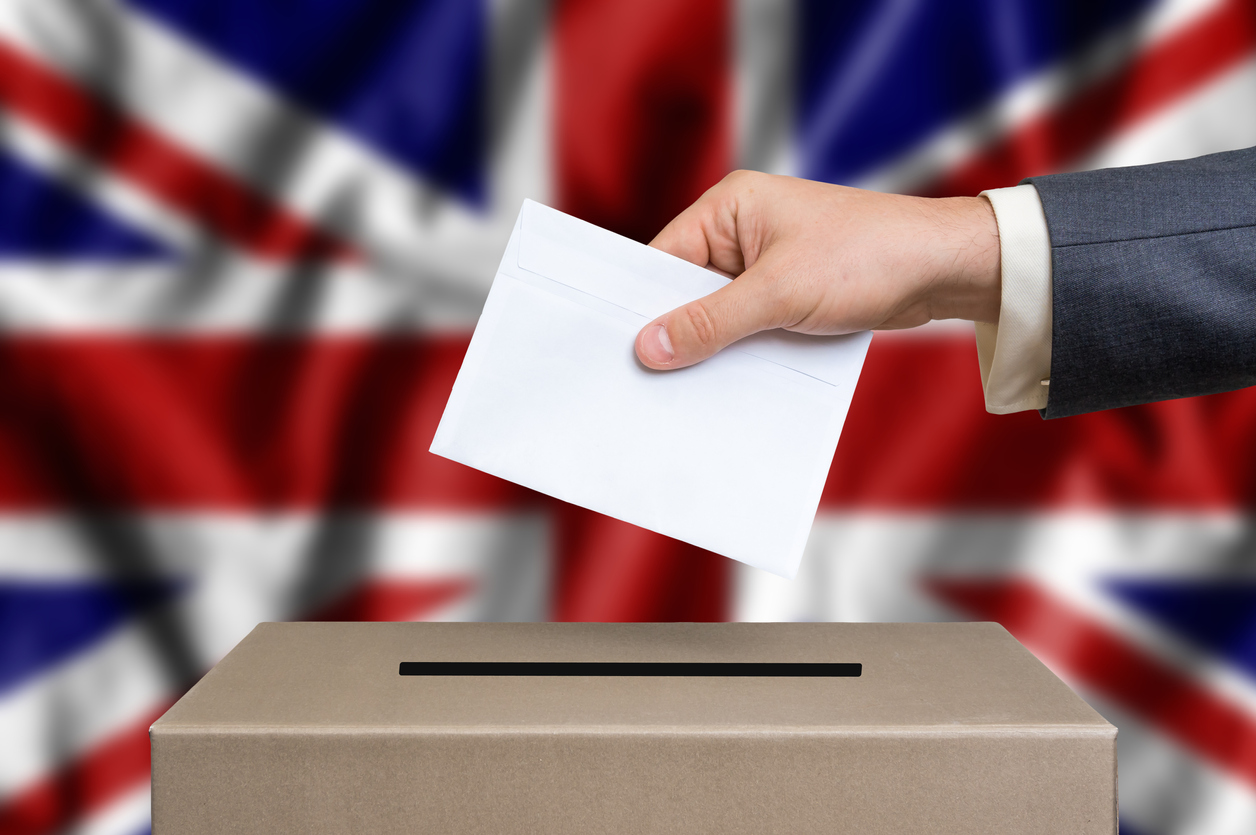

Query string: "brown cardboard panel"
[152, 622, 1116, 834]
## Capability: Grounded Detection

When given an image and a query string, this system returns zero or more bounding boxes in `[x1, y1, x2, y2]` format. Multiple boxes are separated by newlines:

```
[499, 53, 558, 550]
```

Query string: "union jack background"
[0, 1, 1254, 833]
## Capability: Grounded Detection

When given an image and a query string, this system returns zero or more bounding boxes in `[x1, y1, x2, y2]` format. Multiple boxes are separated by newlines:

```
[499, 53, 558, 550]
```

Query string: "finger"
[648, 194, 718, 267]
[649, 174, 749, 276]
[635, 264, 779, 370]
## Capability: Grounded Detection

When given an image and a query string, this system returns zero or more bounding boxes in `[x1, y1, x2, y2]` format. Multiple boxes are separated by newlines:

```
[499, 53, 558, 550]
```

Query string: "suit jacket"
[1026, 146, 1256, 418]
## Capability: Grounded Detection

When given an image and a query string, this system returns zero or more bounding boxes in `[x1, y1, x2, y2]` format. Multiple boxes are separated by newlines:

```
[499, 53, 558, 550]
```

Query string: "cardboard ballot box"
[151, 622, 1116, 834]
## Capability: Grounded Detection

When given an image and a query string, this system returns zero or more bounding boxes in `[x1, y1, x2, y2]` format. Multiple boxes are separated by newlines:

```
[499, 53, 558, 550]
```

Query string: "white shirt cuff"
[976, 183, 1053, 414]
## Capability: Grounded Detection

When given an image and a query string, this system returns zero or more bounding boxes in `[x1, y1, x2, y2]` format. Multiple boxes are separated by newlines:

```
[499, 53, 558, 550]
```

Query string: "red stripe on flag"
[825, 335, 1256, 510]
[551, 0, 734, 620]
[0, 705, 166, 835]
[553, 505, 729, 622]
[922, 0, 1256, 196]
[554, 0, 732, 242]
[0, 334, 1253, 510]
[310, 579, 476, 622]
[930, 578, 1256, 791]
[0, 333, 528, 510]
[0, 38, 358, 262]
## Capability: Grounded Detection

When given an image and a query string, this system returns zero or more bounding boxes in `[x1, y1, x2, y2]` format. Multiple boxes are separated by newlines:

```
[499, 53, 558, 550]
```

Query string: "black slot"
[399, 662, 861, 677]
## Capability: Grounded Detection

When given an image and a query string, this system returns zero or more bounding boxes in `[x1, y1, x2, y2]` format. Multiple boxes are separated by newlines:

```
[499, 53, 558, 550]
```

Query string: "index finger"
[648, 176, 748, 276]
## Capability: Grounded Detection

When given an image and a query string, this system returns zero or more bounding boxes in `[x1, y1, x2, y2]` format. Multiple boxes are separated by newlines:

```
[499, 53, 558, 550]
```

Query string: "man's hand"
[634, 171, 1001, 369]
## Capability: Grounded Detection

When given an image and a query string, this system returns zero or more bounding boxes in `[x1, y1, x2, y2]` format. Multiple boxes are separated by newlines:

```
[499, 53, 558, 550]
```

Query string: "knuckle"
[724, 169, 763, 189]
[683, 301, 720, 349]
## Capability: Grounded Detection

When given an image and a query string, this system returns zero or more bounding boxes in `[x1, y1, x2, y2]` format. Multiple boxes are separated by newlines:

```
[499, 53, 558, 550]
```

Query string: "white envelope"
[431, 200, 872, 578]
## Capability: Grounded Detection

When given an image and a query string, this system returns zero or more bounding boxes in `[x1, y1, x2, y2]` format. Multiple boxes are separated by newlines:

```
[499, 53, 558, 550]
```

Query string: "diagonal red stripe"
[310, 579, 476, 622]
[922, 0, 1256, 196]
[0, 703, 167, 835]
[929, 578, 1256, 791]
[0, 37, 358, 262]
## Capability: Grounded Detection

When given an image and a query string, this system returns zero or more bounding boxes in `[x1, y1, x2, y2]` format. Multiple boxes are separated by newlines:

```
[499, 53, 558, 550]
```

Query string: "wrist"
[923, 196, 1001, 324]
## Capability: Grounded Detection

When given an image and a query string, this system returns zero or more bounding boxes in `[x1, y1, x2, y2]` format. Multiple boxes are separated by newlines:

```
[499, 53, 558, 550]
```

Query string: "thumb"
[635, 268, 779, 370]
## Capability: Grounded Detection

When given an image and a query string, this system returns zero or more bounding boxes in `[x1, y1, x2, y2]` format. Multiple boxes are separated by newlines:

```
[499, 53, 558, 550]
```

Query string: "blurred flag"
[0, 1, 1253, 834]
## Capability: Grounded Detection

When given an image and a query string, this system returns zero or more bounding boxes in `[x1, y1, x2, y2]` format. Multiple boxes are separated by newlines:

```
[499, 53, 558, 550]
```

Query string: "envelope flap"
[518, 199, 725, 318]
[517, 200, 870, 387]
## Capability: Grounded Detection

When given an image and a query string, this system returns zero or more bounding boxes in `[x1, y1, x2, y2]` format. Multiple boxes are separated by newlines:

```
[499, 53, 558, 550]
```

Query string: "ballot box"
[150, 622, 1115, 834]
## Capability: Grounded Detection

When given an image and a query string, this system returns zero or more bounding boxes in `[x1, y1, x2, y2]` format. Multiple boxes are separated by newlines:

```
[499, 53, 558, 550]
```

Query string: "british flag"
[0, 1, 1254, 834]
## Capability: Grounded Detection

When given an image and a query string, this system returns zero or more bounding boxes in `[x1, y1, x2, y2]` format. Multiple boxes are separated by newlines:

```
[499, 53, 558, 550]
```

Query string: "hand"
[634, 171, 1001, 369]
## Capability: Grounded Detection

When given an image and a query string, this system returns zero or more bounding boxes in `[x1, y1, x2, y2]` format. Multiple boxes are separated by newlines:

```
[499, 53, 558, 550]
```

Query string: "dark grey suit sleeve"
[1025, 146, 1256, 418]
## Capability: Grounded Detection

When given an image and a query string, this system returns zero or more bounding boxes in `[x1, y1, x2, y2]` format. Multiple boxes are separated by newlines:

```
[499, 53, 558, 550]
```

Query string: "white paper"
[431, 200, 872, 578]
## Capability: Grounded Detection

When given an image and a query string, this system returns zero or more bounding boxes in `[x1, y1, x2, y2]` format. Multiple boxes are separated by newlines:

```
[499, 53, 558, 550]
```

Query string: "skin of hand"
[634, 170, 1002, 370]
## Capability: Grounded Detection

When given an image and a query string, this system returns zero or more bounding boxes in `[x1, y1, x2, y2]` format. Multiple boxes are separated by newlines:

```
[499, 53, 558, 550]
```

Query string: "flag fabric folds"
[0, 2, 1254, 834]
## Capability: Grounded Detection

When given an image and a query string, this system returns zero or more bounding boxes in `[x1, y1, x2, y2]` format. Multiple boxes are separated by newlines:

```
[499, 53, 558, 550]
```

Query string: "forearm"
[911, 195, 1001, 326]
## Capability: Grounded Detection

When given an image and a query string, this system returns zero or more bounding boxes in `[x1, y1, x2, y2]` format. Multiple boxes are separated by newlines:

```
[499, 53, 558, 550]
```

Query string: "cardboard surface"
[152, 622, 1116, 834]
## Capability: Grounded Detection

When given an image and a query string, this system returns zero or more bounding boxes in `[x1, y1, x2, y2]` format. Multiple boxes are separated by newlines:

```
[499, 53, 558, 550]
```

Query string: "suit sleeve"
[1026, 146, 1256, 419]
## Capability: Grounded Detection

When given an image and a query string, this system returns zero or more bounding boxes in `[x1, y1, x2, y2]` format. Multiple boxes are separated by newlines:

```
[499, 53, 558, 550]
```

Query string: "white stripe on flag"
[737, 511, 1253, 619]
[0, 512, 550, 652]
[736, 512, 1256, 706]
[0, 259, 483, 334]
[160, 512, 549, 660]
[734, 0, 795, 176]
[0, 278, 985, 338]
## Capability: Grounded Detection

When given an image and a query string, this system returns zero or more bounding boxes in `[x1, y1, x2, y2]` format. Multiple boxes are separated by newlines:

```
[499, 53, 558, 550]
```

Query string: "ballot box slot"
[399, 662, 861, 677]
